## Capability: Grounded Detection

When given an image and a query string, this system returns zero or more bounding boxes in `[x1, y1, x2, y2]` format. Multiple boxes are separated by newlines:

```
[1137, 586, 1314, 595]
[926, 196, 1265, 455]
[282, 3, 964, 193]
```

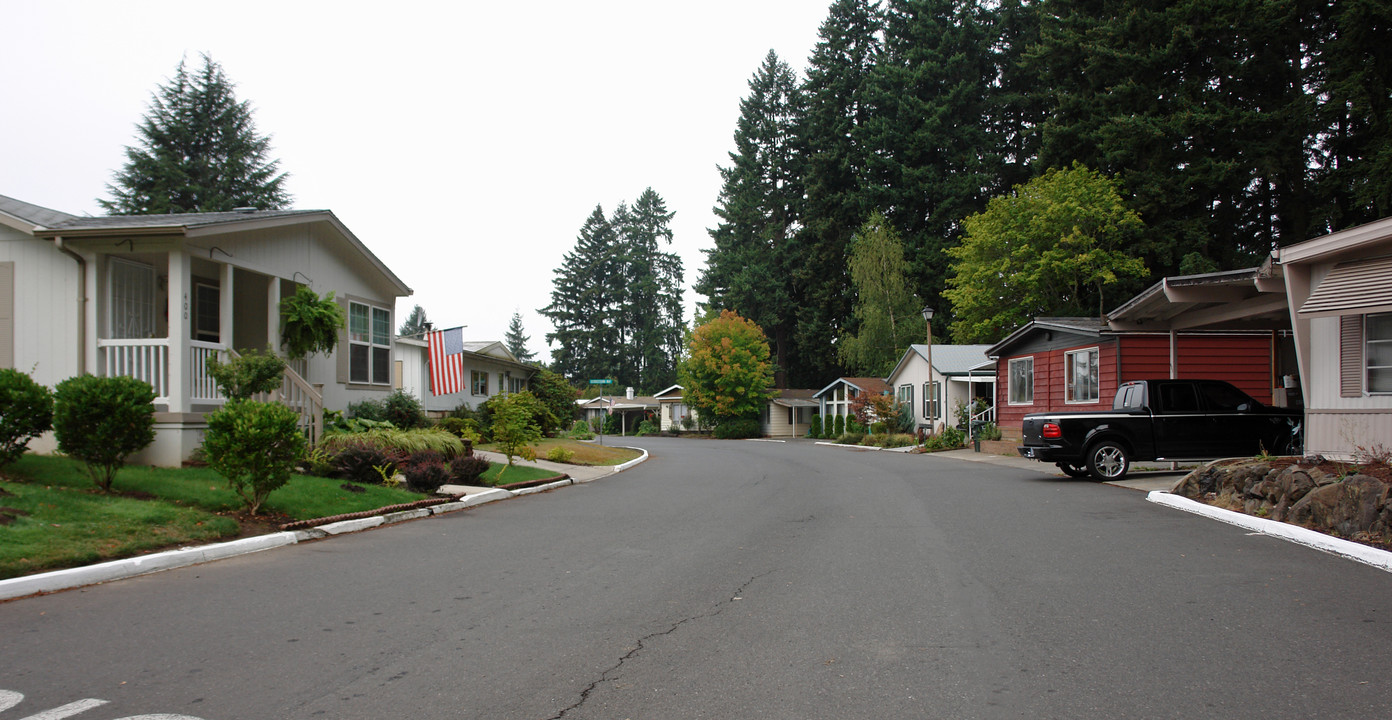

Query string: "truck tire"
[1057, 462, 1090, 478]
[1086, 441, 1129, 482]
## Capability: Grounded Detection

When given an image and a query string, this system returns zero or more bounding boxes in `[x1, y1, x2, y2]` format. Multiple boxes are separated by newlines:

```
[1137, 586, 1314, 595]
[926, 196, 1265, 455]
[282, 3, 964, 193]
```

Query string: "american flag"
[427, 326, 466, 395]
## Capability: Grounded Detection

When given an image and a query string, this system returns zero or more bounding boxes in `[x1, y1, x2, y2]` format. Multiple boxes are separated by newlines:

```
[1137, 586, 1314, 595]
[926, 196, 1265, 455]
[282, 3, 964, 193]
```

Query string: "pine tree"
[793, 0, 885, 387]
[505, 312, 536, 363]
[100, 54, 290, 214]
[541, 206, 622, 383]
[695, 50, 805, 386]
[620, 189, 684, 390]
[398, 305, 429, 338]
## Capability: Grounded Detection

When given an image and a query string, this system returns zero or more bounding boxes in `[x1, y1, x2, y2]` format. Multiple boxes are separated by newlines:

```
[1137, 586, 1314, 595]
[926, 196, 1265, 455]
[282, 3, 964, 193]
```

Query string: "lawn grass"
[477, 437, 642, 466]
[0, 454, 427, 580]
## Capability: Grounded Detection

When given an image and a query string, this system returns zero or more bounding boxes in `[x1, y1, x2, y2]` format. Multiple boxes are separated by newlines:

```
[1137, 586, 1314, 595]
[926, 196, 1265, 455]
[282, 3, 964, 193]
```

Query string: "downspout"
[52, 236, 87, 375]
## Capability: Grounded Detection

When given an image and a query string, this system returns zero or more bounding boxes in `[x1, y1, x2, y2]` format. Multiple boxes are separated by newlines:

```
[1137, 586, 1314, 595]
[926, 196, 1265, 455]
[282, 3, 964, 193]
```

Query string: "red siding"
[997, 333, 1277, 436]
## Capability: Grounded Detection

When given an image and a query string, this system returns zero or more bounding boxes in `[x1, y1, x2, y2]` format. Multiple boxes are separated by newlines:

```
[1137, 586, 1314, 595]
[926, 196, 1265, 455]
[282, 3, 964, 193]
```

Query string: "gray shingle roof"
[0, 193, 78, 228]
[904, 344, 994, 375]
[40, 208, 326, 231]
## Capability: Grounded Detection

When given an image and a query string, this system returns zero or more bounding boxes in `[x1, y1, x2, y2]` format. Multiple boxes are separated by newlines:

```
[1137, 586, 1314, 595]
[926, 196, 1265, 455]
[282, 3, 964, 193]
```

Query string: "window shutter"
[1341, 314, 1364, 398]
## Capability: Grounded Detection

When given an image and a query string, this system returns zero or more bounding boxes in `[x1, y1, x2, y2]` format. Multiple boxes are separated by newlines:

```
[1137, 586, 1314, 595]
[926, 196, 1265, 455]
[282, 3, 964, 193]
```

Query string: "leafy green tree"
[527, 366, 578, 436]
[100, 54, 290, 214]
[399, 305, 429, 338]
[679, 310, 775, 424]
[505, 311, 536, 363]
[490, 391, 544, 466]
[838, 212, 926, 376]
[944, 163, 1148, 342]
[696, 51, 805, 384]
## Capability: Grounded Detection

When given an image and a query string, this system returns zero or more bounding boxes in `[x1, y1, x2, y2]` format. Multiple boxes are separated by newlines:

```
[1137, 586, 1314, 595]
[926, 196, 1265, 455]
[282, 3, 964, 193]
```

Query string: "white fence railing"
[190, 340, 224, 402]
[97, 338, 170, 400]
[970, 403, 996, 427]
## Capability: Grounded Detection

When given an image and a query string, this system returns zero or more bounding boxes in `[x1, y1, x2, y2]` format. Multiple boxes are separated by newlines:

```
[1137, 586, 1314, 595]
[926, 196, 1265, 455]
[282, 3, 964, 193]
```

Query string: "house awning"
[1297, 255, 1392, 318]
[771, 398, 819, 408]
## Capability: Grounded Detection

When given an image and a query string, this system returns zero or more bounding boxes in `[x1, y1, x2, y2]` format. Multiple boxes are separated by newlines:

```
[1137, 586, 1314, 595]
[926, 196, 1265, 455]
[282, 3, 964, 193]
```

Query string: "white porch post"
[267, 276, 280, 354]
[167, 249, 190, 412]
[83, 250, 99, 375]
[220, 263, 235, 350]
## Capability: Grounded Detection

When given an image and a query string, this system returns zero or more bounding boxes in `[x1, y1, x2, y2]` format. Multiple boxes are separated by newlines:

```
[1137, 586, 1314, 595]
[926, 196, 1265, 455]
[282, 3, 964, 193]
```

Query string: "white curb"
[612, 446, 649, 473]
[512, 479, 574, 496]
[1146, 491, 1392, 572]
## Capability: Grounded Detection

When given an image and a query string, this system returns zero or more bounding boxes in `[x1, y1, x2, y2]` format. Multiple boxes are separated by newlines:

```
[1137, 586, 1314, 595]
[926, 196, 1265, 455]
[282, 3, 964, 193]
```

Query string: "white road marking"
[16, 698, 108, 719]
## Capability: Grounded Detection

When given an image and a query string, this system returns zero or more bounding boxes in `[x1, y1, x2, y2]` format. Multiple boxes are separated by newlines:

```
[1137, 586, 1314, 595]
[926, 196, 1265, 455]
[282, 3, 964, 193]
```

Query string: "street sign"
[589, 379, 614, 385]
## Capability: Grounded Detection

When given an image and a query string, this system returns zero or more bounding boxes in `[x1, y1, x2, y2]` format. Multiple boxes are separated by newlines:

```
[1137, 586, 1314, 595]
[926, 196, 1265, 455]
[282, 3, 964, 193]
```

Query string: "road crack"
[551, 570, 774, 719]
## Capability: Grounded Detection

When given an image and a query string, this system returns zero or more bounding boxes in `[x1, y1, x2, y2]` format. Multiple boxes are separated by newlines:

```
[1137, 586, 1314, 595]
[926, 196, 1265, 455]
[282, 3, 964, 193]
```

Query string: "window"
[348, 301, 392, 385]
[471, 370, 489, 396]
[921, 381, 939, 420]
[108, 258, 156, 339]
[509, 375, 526, 394]
[1369, 313, 1392, 394]
[1008, 357, 1034, 404]
[194, 283, 220, 342]
[1065, 348, 1099, 403]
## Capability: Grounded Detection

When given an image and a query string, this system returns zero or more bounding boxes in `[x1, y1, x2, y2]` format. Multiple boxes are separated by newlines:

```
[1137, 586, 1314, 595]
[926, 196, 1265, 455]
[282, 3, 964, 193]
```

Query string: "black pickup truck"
[1018, 379, 1302, 481]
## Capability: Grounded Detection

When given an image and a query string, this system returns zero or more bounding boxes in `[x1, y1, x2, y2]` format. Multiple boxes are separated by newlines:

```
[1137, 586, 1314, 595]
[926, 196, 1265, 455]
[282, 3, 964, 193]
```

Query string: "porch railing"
[254, 367, 325, 446]
[189, 340, 224, 402]
[970, 403, 996, 428]
[97, 338, 169, 400]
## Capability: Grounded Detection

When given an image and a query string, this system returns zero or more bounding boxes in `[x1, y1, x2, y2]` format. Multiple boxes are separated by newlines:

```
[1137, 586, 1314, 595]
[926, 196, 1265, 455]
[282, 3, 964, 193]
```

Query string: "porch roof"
[31, 206, 411, 296]
[1105, 267, 1289, 332]
[0, 194, 78, 231]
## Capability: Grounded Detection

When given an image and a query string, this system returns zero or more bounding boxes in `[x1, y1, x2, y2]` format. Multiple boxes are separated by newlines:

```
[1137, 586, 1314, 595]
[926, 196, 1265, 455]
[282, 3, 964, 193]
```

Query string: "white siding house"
[761, 389, 818, 437]
[1, 194, 411, 465]
[885, 344, 995, 434]
[654, 384, 697, 431]
[1278, 217, 1392, 459]
[393, 338, 533, 414]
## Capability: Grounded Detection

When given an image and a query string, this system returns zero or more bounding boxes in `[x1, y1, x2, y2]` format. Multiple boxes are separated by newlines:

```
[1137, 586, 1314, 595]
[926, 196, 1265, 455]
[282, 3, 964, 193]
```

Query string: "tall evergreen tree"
[793, 0, 885, 386]
[620, 189, 684, 390]
[505, 312, 536, 363]
[541, 205, 622, 383]
[100, 54, 290, 214]
[696, 50, 805, 386]
[858, 0, 1002, 324]
[398, 305, 429, 338]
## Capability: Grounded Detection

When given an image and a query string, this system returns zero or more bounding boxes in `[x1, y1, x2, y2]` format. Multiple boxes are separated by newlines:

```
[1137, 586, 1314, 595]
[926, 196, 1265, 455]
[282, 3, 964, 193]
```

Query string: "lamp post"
[922, 307, 934, 434]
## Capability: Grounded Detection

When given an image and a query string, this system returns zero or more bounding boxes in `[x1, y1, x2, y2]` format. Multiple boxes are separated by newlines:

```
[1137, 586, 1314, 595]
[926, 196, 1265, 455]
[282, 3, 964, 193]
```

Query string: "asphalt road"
[2, 437, 1390, 719]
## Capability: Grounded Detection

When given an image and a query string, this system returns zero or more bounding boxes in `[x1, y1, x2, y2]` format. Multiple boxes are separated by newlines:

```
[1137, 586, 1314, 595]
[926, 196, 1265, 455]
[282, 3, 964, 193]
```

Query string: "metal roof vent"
[233, 206, 257, 214]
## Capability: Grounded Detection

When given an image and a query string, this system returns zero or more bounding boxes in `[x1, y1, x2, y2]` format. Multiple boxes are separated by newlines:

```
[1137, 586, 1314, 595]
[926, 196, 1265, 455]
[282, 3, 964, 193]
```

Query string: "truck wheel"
[1086, 441, 1129, 482]
[1057, 463, 1090, 478]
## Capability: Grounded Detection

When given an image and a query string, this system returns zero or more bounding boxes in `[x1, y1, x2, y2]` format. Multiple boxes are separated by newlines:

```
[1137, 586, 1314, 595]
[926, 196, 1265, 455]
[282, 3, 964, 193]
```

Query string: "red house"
[986, 317, 1285, 441]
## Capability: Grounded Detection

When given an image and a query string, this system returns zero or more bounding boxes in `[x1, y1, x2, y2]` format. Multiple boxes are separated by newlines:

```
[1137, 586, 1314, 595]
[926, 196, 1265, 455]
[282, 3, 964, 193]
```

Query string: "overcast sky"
[1, 0, 830, 363]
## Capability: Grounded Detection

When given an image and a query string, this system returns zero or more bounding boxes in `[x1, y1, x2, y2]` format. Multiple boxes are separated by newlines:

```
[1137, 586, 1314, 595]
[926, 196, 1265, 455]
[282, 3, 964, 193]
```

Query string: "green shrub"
[397, 449, 450, 493]
[681, 414, 696, 432]
[567, 419, 594, 440]
[546, 446, 576, 463]
[833, 414, 845, 437]
[382, 389, 428, 429]
[869, 421, 889, 435]
[52, 375, 156, 492]
[202, 399, 307, 514]
[328, 439, 396, 484]
[436, 416, 481, 442]
[924, 426, 967, 451]
[846, 416, 863, 434]
[320, 428, 465, 459]
[0, 368, 53, 468]
[348, 396, 389, 423]
[837, 432, 864, 445]
[206, 349, 285, 400]
[808, 414, 822, 439]
[603, 412, 622, 435]
[449, 455, 490, 483]
[977, 422, 1003, 441]
[714, 417, 762, 439]
[634, 419, 660, 437]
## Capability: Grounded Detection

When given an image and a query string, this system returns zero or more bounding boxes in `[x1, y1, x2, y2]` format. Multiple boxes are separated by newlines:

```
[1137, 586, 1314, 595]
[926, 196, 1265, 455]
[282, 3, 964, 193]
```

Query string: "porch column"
[267, 276, 280, 354]
[220, 263, 234, 350]
[84, 249, 99, 376]
[167, 248, 191, 412]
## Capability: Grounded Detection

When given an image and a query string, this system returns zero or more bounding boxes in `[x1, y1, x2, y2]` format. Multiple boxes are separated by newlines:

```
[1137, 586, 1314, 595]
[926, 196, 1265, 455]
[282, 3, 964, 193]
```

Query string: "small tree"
[526, 366, 578, 435]
[52, 375, 156, 491]
[206, 348, 286, 400]
[0, 368, 53, 468]
[678, 310, 775, 427]
[202, 400, 306, 514]
[280, 286, 345, 359]
[490, 392, 543, 466]
[399, 304, 429, 338]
